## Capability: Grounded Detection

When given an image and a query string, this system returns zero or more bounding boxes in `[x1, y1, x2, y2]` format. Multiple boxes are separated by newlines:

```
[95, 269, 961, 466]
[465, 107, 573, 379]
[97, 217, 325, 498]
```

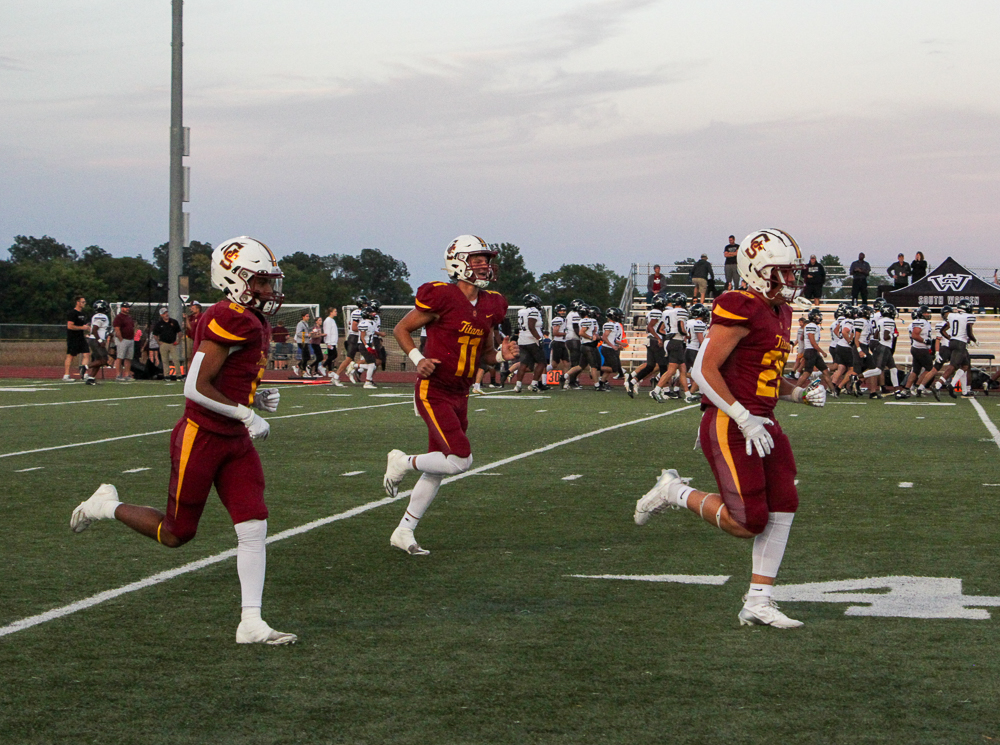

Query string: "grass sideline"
[1, 379, 999, 744]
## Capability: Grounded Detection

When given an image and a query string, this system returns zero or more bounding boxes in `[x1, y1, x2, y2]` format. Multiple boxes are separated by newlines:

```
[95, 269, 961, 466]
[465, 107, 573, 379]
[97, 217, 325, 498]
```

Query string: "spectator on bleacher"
[887, 254, 911, 289]
[689, 254, 713, 303]
[153, 306, 182, 380]
[723, 235, 740, 290]
[646, 265, 664, 304]
[64, 294, 91, 381]
[910, 251, 928, 282]
[801, 255, 826, 305]
[112, 302, 135, 382]
[849, 253, 871, 306]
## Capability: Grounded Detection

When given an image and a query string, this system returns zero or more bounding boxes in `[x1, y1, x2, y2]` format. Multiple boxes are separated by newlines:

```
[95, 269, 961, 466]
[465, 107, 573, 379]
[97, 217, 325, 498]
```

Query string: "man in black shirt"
[152, 306, 182, 380]
[887, 254, 911, 289]
[801, 255, 826, 305]
[849, 252, 871, 306]
[723, 235, 740, 290]
[64, 294, 91, 381]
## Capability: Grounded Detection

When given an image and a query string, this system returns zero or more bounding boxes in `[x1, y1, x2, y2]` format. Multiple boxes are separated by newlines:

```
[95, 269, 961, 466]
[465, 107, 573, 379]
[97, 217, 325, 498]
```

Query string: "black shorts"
[852, 347, 874, 375]
[518, 343, 546, 367]
[802, 284, 823, 300]
[645, 339, 667, 367]
[873, 345, 896, 371]
[67, 335, 88, 356]
[566, 340, 582, 367]
[802, 348, 828, 373]
[834, 347, 852, 367]
[344, 334, 359, 358]
[550, 341, 568, 364]
[685, 348, 699, 369]
[910, 348, 933, 377]
[666, 339, 686, 365]
[87, 338, 108, 363]
[582, 344, 601, 369]
[948, 340, 970, 368]
[601, 347, 621, 372]
[938, 346, 952, 367]
[359, 346, 376, 365]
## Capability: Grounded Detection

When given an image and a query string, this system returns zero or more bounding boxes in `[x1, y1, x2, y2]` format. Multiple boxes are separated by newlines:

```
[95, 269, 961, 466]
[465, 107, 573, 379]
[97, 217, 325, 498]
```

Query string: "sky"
[2, 0, 999, 285]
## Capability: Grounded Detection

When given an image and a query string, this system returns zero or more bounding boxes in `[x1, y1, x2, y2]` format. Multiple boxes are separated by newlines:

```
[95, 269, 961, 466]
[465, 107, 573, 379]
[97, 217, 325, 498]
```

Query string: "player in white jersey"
[828, 306, 851, 394]
[598, 307, 627, 390]
[932, 299, 977, 397]
[335, 296, 368, 384]
[513, 294, 547, 392]
[356, 308, 379, 389]
[83, 300, 111, 384]
[795, 308, 834, 392]
[898, 305, 933, 398]
[870, 303, 900, 398]
[848, 306, 873, 396]
[548, 304, 569, 378]
[652, 293, 690, 401]
[684, 303, 709, 399]
[916, 305, 952, 396]
[567, 306, 601, 389]
[561, 300, 584, 388]
[792, 315, 807, 377]
[626, 293, 668, 397]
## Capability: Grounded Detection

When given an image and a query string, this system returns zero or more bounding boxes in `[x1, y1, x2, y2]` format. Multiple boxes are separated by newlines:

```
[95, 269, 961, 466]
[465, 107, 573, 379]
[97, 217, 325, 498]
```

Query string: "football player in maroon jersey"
[71, 237, 297, 645]
[382, 235, 518, 555]
[634, 229, 826, 629]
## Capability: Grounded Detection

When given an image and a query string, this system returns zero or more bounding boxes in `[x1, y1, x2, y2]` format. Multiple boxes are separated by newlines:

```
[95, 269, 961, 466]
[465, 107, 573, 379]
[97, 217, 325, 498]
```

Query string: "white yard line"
[0, 404, 698, 638]
[0, 393, 184, 410]
[970, 398, 1000, 452]
[0, 401, 412, 460]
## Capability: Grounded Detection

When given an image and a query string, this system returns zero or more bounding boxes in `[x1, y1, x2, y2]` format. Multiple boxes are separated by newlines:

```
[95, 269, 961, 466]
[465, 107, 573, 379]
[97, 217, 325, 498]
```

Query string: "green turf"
[1, 380, 999, 744]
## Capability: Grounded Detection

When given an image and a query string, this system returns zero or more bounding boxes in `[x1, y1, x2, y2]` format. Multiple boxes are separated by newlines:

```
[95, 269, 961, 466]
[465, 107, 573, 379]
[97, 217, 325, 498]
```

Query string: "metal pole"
[168, 0, 184, 351]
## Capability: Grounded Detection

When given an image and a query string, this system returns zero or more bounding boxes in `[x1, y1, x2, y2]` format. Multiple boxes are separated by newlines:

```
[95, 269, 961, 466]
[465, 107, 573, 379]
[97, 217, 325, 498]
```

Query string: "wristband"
[727, 400, 750, 426]
[235, 404, 255, 424]
[780, 386, 805, 404]
[408, 348, 426, 366]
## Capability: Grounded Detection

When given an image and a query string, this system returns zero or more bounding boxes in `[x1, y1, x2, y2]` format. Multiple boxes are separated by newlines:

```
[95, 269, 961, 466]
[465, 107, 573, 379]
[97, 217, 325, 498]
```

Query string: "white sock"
[364, 364, 376, 380]
[751, 511, 795, 586]
[100, 499, 122, 520]
[412, 452, 472, 475]
[398, 473, 443, 530]
[235, 519, 267, 610]
[745, 583, 773, 607]
[951, 370, 966, 389]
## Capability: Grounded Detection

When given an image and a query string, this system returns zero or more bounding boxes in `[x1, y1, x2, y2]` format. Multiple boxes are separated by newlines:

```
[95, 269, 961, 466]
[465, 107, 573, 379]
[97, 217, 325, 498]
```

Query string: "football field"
[1, 379, 998, 744]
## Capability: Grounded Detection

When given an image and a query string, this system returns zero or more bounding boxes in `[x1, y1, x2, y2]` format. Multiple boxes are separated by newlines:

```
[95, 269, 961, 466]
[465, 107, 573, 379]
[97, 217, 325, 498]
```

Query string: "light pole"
[168, 0, 189, 348]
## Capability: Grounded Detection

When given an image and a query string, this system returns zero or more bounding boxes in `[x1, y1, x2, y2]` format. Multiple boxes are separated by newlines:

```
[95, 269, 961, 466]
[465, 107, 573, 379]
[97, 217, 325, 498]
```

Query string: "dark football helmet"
[651, 293, 668, 310]
[688, 303, 707, 320]
[355, 295, 369, 309]
[523, 293, 542, 308]
[554, 303, 567, 315]
[92, 299, 109, 314]
[670, 292, 688, 308]
[941, 304, 953, 317]
[858, 305, 873, 319]
[368, 299, 381, 314]
[882, 303, 897, 319]
[605, 307, 624, 322]
[912, 304, 929, 320]
[956, 299, 973, 312]
[807, 308, 823, 324]
[873, 297, 886, 312]
[570, 298, 586, 312]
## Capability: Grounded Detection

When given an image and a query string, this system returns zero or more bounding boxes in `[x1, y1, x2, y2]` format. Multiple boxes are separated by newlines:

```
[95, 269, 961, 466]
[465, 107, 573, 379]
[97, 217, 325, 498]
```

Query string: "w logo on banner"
[928, 273, 972, 292]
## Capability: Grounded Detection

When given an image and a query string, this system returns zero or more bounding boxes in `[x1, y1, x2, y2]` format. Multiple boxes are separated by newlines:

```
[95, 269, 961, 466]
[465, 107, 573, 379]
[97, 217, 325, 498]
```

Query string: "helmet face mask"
[735, 229, 805, 303]
[211, 236, 285, 315]
[444, 235, 498, 288]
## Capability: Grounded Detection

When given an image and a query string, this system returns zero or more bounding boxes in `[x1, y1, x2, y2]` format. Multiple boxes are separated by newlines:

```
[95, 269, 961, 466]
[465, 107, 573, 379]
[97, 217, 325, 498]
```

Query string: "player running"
[70, 237, 296, 645]
[382, 235, 518, 555]
[633, 229, 826, 629]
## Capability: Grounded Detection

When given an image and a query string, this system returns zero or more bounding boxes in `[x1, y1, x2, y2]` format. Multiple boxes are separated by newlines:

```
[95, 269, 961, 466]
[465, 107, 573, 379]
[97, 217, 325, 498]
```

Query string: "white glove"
[803, 380, 827, 407]
[236, 404, 270, 441]
[731, 403, 773, 458]
[253, 387, 280, 412]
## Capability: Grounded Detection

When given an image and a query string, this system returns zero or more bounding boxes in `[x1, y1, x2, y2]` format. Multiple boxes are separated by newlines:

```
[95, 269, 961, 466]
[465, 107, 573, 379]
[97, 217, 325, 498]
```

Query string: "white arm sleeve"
[690, 338, 748, 422]
[184, 350, 252, 422]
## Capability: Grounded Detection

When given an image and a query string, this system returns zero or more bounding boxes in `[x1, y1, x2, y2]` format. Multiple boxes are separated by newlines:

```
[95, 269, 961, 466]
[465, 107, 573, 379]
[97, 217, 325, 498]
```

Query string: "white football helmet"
[736, 229, 805, 303]
[444, 235, 498, 288]
[211, 236, 285, 315]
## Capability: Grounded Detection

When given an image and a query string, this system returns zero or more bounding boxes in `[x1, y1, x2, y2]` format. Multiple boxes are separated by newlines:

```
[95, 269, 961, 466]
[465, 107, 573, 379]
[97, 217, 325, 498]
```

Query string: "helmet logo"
[219, 242, 243, 270]
[745, 233, 770, 260]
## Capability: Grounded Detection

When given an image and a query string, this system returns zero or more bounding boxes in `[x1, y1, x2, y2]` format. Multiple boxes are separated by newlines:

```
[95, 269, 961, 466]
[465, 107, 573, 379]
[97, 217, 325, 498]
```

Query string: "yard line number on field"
[0, 405, 698, 639]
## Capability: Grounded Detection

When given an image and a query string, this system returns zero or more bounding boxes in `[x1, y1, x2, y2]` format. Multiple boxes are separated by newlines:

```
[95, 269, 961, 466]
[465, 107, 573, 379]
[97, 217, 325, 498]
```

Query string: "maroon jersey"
[184, 301, 270, 435]
[415, 281, 509, 393]
[707, 290, 792, 417]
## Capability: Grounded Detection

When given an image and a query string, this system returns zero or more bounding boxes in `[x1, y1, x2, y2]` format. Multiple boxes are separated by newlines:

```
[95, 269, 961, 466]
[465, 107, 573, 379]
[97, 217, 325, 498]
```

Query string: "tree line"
[0, 236, 628, 324]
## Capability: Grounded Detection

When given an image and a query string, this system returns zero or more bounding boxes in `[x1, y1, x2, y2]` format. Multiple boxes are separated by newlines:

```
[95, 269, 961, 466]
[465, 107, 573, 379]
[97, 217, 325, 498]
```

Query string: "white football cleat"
[70, 483, 120, 533]
[390, 526, 430, 556]
[634, 469, 687, 526]
[738, 597, 803, 629]
[363, 381, 377, 389]
[235, 619, 298, 645]
[348, 370, 359, 384]
[383, 449, 410, 497]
